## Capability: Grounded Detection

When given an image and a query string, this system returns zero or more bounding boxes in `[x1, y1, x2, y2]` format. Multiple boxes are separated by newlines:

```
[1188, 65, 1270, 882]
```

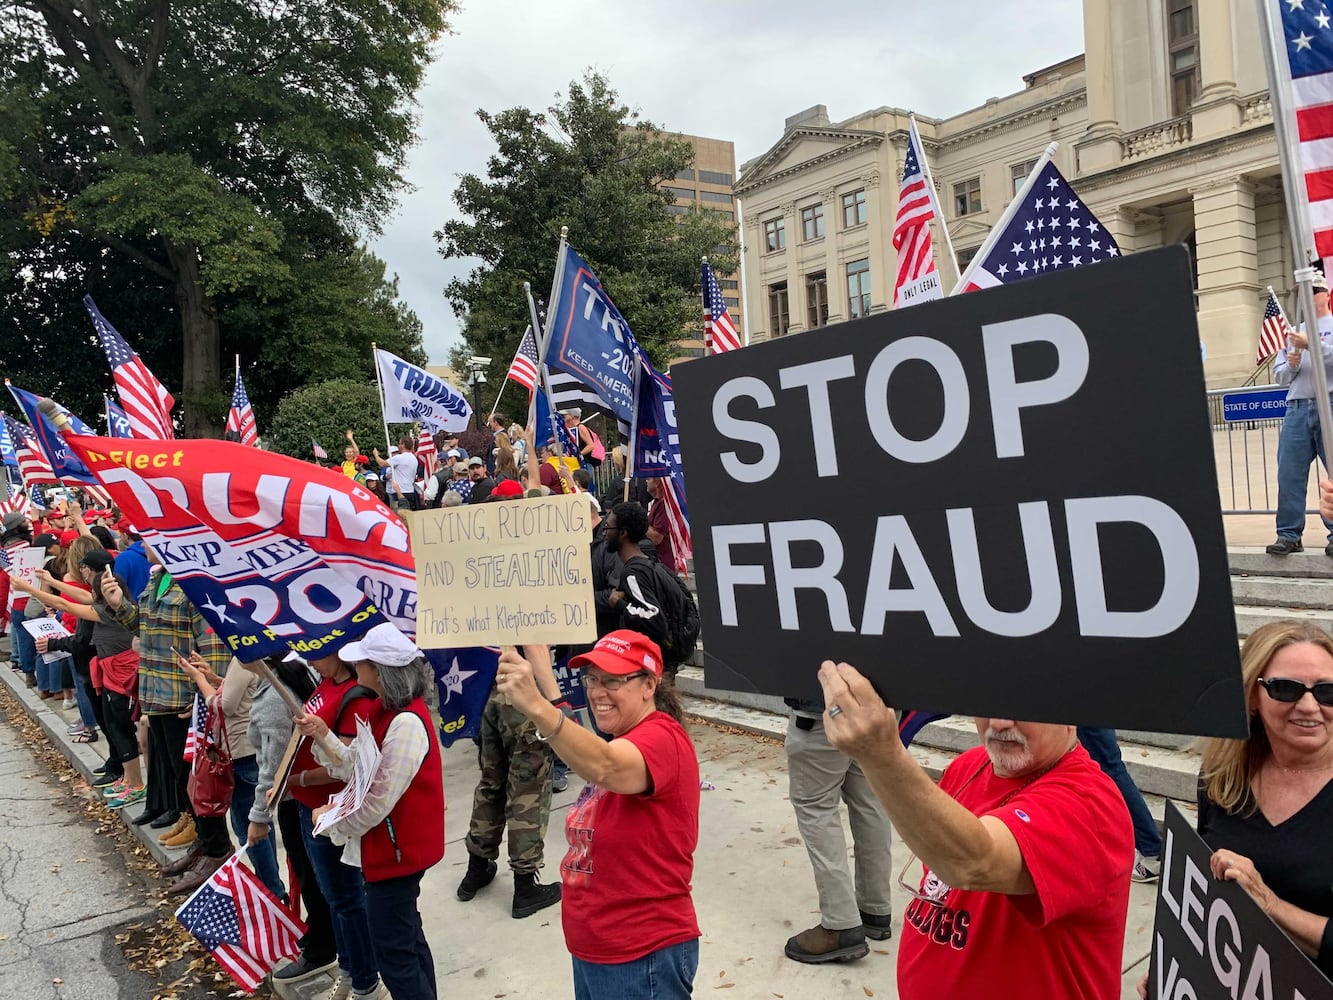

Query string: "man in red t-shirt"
[818, 662, 1133, 1000]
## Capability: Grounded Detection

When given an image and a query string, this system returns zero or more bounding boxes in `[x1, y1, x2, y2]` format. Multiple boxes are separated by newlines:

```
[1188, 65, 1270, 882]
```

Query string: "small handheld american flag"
[1259, 288, 1293, 366]
[225, 373, 259, 447]
[505, 327, 541, 393]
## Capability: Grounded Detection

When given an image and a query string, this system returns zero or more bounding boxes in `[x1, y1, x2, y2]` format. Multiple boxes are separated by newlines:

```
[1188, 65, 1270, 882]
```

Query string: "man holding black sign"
[818, 660, 1132, 998]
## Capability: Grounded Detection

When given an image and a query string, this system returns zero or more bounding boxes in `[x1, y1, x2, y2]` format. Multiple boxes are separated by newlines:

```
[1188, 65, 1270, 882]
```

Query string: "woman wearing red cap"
[496, 630, 701, 999]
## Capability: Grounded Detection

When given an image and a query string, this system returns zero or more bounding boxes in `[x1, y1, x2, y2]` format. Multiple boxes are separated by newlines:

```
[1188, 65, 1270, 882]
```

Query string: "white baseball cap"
[337, 622, 421, 667]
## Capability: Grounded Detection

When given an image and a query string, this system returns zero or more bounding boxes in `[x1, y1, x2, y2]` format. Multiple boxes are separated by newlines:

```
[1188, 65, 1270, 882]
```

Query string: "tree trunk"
[164, 238, 223, 437]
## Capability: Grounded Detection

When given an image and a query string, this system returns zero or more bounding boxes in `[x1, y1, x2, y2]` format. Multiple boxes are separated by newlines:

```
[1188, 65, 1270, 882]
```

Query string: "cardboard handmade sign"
[1148, 802, 1332, 998]
[410, 494, 595, 648]
[673, 246, 1246, 736]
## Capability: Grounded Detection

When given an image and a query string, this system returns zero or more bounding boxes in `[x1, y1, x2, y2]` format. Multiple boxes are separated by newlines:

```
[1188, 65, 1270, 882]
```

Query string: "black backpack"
[428, 468, 452, 509]
[646, 560, 700, 669]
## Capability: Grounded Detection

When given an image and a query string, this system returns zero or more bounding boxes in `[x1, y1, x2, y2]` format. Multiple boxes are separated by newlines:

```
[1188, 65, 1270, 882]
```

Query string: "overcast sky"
[370, 1, 1087, 363]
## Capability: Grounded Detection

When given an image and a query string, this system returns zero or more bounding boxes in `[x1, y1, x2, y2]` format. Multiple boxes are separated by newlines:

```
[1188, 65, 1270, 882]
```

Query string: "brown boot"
[167, 854, 226, 896]
[160, 843, 205, 878]
[783, 924, 868, 964]
[157, 813, 189, 844]
[162, 815, 197, 849]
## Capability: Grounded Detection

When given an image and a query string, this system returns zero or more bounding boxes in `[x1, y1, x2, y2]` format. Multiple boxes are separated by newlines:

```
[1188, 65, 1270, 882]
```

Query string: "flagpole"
[700, 256, 712, 355]
[526, 279, 567, 459]
[103, 393, 112, 436]
[488, 337, 520, 424]
[624, 354, 641, 503]
[909, 115, 960, 279]
[949, 141, 1058, 294]
[370, 342, 393, 455]
[1258, 0, 1333, 466]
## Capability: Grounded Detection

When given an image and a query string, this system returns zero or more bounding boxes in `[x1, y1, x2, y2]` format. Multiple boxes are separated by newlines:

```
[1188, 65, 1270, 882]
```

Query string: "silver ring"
[828, 705, 843, 718]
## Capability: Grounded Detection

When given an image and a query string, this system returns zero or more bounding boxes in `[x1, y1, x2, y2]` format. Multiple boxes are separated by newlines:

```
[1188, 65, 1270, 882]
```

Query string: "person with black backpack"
[604, 502, 699, 677]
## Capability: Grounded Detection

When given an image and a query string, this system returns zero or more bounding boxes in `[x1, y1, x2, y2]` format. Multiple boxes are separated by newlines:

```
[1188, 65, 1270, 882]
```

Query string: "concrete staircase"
[678, 546, 1333, 813]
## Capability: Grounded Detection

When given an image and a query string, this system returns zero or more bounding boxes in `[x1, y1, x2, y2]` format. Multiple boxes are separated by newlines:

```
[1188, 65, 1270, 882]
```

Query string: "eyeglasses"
[897, 851, 946, 907]
[1259, 677, 1333, 706]
[581, 672, 650, 691]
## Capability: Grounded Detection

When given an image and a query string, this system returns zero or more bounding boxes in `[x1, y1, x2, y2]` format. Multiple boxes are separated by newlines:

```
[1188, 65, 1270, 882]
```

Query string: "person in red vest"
[296, 623, 444, 1000]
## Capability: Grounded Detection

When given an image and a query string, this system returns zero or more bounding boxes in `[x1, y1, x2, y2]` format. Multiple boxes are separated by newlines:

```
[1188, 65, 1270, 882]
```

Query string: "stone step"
[678, 670, 1201, 801]
[1227, 575, 1333, 610]
[682, 695, 1192, 823]
[1227, 546, 1333, 579]
[1234, 603, 1333, 636]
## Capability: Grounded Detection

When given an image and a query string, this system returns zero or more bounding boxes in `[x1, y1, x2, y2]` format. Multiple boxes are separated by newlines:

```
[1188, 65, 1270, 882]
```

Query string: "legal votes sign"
[673, 246, 1246, 737]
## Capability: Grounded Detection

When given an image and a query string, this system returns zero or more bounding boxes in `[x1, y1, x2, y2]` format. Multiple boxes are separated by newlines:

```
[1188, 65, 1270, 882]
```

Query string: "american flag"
[957, 159, 1119, 292]
[0, 481, 30, 521]
[417, 427, 437, 478]
[311, 438, 328, 461]
[182, 693, 206, 763]
[176, 852, 304, 992]
[1280, 0, 1333, 257]
[702, 260, 741, 354]
[84, 296, 175, 439]
[892, 119, 942, 307]
[505, 327, 541, 393]
[658, 477, 692, 577]
[3, 414, 55, 485]
[225, 373, 259, 447]
[1259, 288, 1294, 365]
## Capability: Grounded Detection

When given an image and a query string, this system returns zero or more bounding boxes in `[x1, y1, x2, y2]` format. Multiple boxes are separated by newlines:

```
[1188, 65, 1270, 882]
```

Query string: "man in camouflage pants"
[457, 686, 563, 918]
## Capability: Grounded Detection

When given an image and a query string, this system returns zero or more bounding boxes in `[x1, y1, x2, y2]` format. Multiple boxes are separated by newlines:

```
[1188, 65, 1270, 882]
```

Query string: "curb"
[0, 662, 193, 868]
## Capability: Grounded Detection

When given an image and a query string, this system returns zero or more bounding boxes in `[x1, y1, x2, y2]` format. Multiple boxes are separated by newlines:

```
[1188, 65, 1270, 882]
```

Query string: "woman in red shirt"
[496, 630, 701, 1000]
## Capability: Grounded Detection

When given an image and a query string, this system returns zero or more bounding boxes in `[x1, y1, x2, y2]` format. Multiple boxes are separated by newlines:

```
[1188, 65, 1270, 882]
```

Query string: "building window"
[666, 204, 691, 216]
[768, 282, 790, 336]
[719, 279, 739, 290]
[1167, 0, 1199, 116]
[698, 169, 733, 186]
[665, 185, 695, 201]
[674, 169, 695, 181]
[953, 177, 982, 217]
[724, 296, 739, 309]
[842, 189, 868, 228]
[700, 190, 732, 205]
[805, 272, 829, 329]
[846, 259, 871, 319]
[800, 203, 825, 241]
[1011, 159, 1038, 195]
[956, 246, 980, 270]
[764, 216, 786, 253]
[675, 346, 706, 359]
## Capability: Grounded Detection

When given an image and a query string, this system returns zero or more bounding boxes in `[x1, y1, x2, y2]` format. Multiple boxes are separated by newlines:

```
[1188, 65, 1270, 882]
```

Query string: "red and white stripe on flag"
[505, 327, 541, 393]
[1258, 289, 1292, 365]
[183, 693, 205, 762]
[209, 855, 304, 991]
[892, 122, 940, 307]
[417, 428, 437, 478]
[702, 261, 741, 354]
[660, 477, 692, 577]
[1286, 3, 1333, 259]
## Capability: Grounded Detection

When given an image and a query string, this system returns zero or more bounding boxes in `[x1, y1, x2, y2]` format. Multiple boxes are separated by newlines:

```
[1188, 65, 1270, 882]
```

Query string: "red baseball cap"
[58, 529, 78, 548]
[490, 479, 524, 500]
[570, 630, 663, 678]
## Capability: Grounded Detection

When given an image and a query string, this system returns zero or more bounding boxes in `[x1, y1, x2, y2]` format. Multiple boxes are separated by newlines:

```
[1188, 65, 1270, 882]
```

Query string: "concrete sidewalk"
[0, 660, 1160, 999]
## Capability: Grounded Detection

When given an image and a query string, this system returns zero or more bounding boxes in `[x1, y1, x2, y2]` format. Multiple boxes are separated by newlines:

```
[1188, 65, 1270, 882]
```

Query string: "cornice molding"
[735, 128, 886, 198]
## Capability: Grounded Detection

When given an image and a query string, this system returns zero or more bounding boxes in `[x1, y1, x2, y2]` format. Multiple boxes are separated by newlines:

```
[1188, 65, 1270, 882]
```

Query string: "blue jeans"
[229, 755, 285, 901]
[9, 606, 37, 677]
[72, 668, 98, 730]
[1275, 397, 1333, 541]
[298, 803, 378, 992]
[1077, 727, 1162, 859]
[364, 872, 435, 1000]
[36, 652, 69, 693]
[571, 939, 699, 1000]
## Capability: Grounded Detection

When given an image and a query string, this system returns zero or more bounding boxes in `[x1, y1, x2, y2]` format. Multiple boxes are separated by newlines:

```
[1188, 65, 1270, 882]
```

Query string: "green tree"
[267, 378, 414, 462]
[437, 72, 738, 413]
[0, 0, 452, 434]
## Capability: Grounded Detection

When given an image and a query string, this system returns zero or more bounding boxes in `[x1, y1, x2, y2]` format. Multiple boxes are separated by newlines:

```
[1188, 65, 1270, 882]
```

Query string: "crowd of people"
[1, 426, 1330, 999]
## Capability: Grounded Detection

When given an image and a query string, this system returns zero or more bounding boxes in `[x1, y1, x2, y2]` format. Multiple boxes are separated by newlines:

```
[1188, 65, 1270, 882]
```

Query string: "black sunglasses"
[1259, 677, 1333, 706]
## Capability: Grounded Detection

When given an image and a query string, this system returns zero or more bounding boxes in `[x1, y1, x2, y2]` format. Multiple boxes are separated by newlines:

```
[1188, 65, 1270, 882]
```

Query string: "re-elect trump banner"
[374, 348, 471, 433]
[672, 245, 1246, 737]
[65, 436, 416, 659]
[427, 646, 499, 747]
[542, 246, 640, 423]
[1149, 803, 1331, 998]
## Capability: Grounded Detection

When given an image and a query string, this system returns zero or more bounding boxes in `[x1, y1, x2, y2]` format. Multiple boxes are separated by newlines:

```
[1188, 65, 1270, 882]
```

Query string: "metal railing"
[1209, 383, 1322, 515]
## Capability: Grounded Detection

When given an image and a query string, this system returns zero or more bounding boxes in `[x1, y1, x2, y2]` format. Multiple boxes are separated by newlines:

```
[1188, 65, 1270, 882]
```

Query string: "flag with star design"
[958, 159, 1120, 292]
[427, 646, 500, 746]
[1278, 0, 1333, 257]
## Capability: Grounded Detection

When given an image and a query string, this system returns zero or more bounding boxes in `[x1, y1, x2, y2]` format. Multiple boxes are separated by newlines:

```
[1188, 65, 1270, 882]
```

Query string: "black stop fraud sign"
[673, 246, 1245, 736]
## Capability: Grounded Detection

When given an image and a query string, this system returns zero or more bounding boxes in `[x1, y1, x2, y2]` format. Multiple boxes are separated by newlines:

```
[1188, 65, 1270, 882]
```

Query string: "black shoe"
[551, 771, 569, 793]
[1266, 538, 1303, 555]
[859, 910, 893, 941]
[512, 871, 561, 918]
[132, 809, 166, 827]
[457, 855, 497, 901]
[272, 953, 338, 983]
[149, 811, 181, 830]
[784, 925, 869, 964]
[1325, 542, 1333, 558]
[92, 770, 124, 788]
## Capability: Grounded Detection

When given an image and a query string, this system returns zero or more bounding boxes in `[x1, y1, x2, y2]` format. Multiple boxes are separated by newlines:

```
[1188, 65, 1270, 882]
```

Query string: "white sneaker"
[61, 697, 77, 710]
[350, 982, 383, 999]
[324, 976, 351, 1000]
[1131, 850, 1161, 883]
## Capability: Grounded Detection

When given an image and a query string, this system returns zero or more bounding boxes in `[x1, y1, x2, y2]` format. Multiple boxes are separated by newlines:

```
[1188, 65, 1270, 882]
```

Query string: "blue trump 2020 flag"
[542, 245, 641, 424]
[6, 384, 101, 486]
[374, 347, 471, 433]
[631, 358, 688, 520]
[427, 647, 500, 746]
[106, 399, 133, 438]
[0, 414, 15, 468]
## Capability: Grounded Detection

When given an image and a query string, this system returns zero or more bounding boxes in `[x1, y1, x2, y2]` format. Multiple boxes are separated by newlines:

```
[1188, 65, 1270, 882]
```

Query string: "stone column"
[1078, 0, 1123, 171]
[781, 201, 805, 336]
[862, 171, 890, 314]
[1193, 0, 1241, 138]
[1193, 177, 1260, 385]
[740, 214, 766, 342]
